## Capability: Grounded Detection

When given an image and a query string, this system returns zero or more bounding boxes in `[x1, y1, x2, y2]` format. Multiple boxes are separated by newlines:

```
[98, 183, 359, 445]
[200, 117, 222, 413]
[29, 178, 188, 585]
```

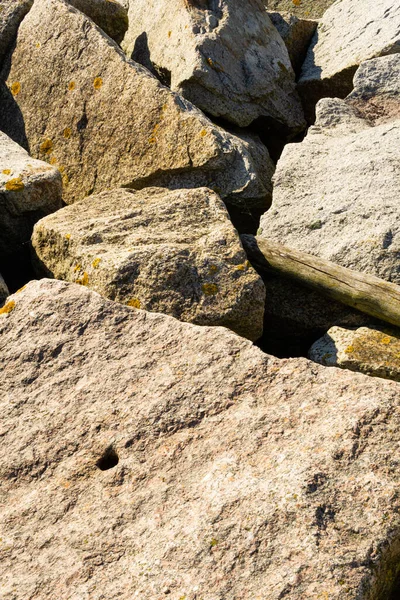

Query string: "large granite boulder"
[1, 278, 400, 599]
[309, 325, 400, 383]
[298, 0, 400, 121]
[0, 131, 62, 258]
[0, 0, 273, 217]
[259, 58, 400, 285]
[0, 0, 32, 67]
[122, 0, 305, 132]
[31, 187, 265, 340]
[68, 0, 128, 44]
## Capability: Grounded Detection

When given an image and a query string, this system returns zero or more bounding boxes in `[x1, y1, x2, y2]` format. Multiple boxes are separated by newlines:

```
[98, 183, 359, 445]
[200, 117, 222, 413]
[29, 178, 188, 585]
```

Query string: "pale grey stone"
[268, 11, 317, 74]
[0, 131, 62, 258]
[0, 0, 32, 66]
[31, 187, 265, 340]
[1, 279, 400, 598]
[122, 0, 305, 131]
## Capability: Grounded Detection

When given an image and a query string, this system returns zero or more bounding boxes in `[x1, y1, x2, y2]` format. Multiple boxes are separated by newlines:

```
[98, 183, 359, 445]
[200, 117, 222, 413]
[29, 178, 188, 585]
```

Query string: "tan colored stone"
[1, 278, 400, 599]
[1, 0, 273, 216]
[0, 0, 32, 66]
[32, 187, 265, 340]
[68, 0, 128, 44]
[265, 0, 335, 19]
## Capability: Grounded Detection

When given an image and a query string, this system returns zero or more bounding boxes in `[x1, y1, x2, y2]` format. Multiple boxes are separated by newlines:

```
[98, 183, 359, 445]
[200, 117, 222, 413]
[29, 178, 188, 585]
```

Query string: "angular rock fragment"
[68, 0, 128, 44]
[0, 272, 9, 303]
[31, 187, 265, 340]
[2, 278, 400, 599]
[1, 0, 273, 216]
[259, 68, 400, 285]
[309, 325, 400, 382]
[298, 0, 400, 121]
[265, 0, 336, 19]
[0, 131, 62, 258]
[122, 0, 305, 131]
[0, 0, 32, 67]
[268, 11, 317, 74]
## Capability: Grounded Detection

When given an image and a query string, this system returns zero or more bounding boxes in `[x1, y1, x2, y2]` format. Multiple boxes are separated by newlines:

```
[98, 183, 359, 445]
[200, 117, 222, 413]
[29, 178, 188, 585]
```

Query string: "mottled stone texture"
[1, 279, 400, 599]
[122, 0, 305, 131]
[268, 11, 317, 74]
[32, 187, 265, 340]
[0, 131, 62, 258]
[68, 0, 128, 44]
[1, 0, 273, 214]
[0, 0, 32, 66]
[265, 0, 336, 19]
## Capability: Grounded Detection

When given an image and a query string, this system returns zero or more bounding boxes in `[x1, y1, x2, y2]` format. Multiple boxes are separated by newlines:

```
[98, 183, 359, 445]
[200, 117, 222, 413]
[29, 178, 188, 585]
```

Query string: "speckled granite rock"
[265, 0, 335, 19]
[68, 0, 128, 44]
[0, 272, 9, 303]
[1, 0, 273, 214]
[0, 131, 62, 258]
[31, 187, 265, 340]
[268, 11, 317, 74]
[0, 0, 32, 66]
[122, 0, 305, 131]
[309, 326, 400, 382]
[1, 278, 400, 599]
[298, 0, 400, 121]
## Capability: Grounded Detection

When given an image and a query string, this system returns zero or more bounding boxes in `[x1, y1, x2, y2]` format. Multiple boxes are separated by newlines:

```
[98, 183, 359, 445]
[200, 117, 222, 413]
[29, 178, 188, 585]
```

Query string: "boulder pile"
[1, 0, 400, 598]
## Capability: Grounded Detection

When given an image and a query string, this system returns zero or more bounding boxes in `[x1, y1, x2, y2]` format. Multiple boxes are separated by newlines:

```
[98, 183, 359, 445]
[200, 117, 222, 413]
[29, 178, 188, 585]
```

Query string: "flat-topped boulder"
[298, 0, 400, 121]
[68, 0, 128, 44]
[0, 131, 62, 258]
[259, 59, 400, 285]
[1, 278, 400, 599]
[0, 0, 273, 217]
[309, 325, 400, 383]
[31, 187, 265, 340]
[122, 0, 305, 132]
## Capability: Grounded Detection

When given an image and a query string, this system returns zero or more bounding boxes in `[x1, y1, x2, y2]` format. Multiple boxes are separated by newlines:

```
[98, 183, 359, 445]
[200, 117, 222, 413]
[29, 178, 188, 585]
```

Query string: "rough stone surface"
[0, 0, 273, 214]
[265, 0, 335, 20]
[259, 78, 400, 285]
[0, 272, 9, 303]
[309, 325, 400, 383]
[298, 0, 400, 121]
[122, 0, 305, 131]
[31, 187, 266, 340]
[0, 0, 32, 67]
[268, 11, 317, 74]
[68, 0, 128, 44]
[0, 131, 62, 258]
[2, 279, 400, 599]
[346, 54, 400, 124]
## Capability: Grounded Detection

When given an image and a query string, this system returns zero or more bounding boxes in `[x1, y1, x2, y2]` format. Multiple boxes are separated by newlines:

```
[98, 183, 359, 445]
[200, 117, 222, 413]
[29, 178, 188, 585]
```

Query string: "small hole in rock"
[96, 447, 119, 471]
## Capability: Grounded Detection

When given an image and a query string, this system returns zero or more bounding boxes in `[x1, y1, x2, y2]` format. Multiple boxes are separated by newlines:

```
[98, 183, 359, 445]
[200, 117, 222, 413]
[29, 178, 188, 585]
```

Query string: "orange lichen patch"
[2, 169, 11, 175]
[40, 138, 53, 155]
[0, 301, 15, 315]
[49, 156, 58, 165]
[68, 81, 76, 91]
[10, 82, 21, 96]
[76, 272, 89, 286]
[63, 127, 72, 139]
[5, 177, 24, 192]
[292, 0, 301, 5]
[345, 345, 355, 354]
[168, 31, 172, 37]
[16, 285, 26, 294]
[202, 283, 218, 296]
[65, 234, 71, 240]
[127, 298, 141, 309]
[35, 42, 41, 48]
[200, 129, 207, 137]
[149, 122, 161, 144]
[93, 77, 103, 90]
[92, 258, 101, 268]
[381, 336, 392, 345]
[74, 264, 82, 272]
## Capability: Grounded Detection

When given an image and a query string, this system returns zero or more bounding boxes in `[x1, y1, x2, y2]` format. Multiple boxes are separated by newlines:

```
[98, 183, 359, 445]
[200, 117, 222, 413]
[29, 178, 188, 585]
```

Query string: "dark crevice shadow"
[131, 32, 171, 87]
[0, 41, 29, 150]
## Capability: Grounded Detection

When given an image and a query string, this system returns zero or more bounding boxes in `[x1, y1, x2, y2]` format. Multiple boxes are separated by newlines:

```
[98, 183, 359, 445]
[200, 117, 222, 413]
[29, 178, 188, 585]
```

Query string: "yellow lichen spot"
[345, 345, 355, 354]
[149, 122, 160, 144]
[381, 336, 392, 345]
[236, 262, 249, 271]
[127, 298, 141, 309]
[65, 234, 71, 240]
[10, 82, 21, 96]
[292, 0, 301, 5]
[35, 42, 41, 49]
[202, 283, 218, 296]
[76, 272, 89, 286]
[62, 172, 69, 186]
[16, 285, 26, 294]
[93, 77, 103, 90]
[2, 169, 11, 175]
[200, 129, 207, 137]
[168, 31, 172, 37]
[0, 301, 15, 315]
[49, 156, 57, 165]
[92, 257, 101, 269]
[63, 127, 72, 139]
[210, 538, 218, 548]
[74, 264, 82, 272]
[208, 264, 219, 275]
[68, 81, 76, 91]
[40, 138, 53, 155]
[5, 177, 24, 192]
